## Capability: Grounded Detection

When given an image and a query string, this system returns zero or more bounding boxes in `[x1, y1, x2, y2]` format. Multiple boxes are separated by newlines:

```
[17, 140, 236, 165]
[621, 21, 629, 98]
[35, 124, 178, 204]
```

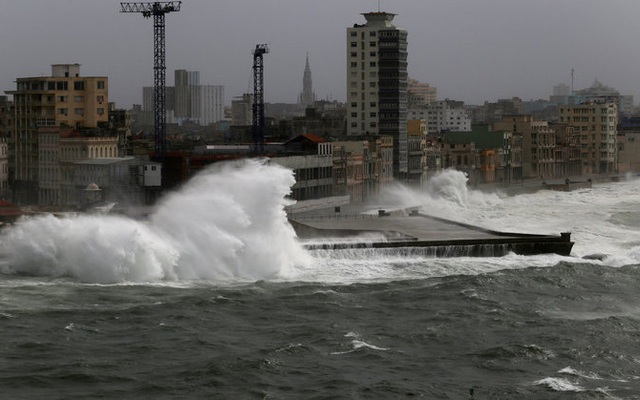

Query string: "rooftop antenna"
[378, 0, 381, 12]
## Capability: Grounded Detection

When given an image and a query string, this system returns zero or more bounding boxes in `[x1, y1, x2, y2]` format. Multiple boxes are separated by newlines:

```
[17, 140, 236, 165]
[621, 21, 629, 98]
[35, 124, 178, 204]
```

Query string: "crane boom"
[120, 2, 181, 15]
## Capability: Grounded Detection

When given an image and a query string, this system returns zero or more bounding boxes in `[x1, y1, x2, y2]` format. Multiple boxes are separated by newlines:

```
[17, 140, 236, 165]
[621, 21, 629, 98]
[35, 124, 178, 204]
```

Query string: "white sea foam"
[2, 165, 640, 284]
[0, 159, 311, 284]
[534, 377, 585, 392]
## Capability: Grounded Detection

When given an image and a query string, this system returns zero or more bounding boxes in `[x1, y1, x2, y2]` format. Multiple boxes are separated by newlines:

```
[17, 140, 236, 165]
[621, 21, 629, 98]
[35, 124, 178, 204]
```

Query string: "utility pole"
[252, 44, 269, 153]
[120, 1, 181, 162]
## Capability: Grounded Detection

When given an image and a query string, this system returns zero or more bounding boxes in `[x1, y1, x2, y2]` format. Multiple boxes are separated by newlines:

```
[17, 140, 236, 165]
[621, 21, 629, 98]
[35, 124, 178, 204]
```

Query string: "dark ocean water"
[3, 262, 640, 399]
[2, 165, 640, 399]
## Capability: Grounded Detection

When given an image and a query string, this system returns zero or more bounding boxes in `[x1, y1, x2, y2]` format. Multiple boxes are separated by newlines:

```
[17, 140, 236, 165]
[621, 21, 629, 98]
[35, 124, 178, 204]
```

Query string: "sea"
[2, 160, 640, 399]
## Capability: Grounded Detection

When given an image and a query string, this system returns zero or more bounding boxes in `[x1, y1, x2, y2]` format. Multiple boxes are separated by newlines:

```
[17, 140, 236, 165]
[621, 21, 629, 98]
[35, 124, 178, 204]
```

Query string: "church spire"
[299, 53, 315, 107]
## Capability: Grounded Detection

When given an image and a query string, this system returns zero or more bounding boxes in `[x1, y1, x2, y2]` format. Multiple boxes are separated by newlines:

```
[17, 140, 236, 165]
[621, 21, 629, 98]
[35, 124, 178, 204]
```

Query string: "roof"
[75, 156, 136, 165]
[443, 125, 507, 150]
[285, 133, 326, 145]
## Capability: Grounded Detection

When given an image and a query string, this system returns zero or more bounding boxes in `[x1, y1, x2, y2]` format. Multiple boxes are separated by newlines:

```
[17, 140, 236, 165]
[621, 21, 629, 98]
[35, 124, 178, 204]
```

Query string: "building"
[6, 64, 109, 204]
[408, 100, 471, 134]
[407, 78, 436, 108]
[407, 119, 427, 182]
[38, 126, 119, 206]
[346, 11, 408, 178]
[298, 54, 316, 107]
[558, 102, 618, 174]
[0, 139, 8, 198]
[143, 69, 225, 126]
[74, 157, 161, 207]
[0, 96, 14, 194]
[231, 93, 253, 126]
[551, 80, 633, 117]
[493, 115, 555, 179]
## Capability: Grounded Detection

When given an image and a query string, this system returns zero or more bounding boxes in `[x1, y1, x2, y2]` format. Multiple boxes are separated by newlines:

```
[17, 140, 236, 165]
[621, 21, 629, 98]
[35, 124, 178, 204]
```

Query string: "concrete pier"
[290, 209, 574, 257]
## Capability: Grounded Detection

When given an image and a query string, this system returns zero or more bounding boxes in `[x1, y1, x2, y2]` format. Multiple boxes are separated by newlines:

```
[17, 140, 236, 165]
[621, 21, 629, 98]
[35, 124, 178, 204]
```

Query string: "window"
[74, 108, 84, 115]
[351, 112, 358, 117]
[97, 95, 104, 104]
[369, 62, 376, 67]
[58, 108, 68, 116]
[369, 41, 376, 47]
[97, 81, 105, 89]
[74, 96, 84, 102]
[370, 52, 376, 57]
[369, 31, 376, 37]
[350, 31, 357, 37]
[56, 81, 68, 91]
[97, 108, 104, 115]
[57, 95, 67, 102]
[350, 51, 357, 57]
[47, 82, 55, 90]
[350, 41, 357, 47]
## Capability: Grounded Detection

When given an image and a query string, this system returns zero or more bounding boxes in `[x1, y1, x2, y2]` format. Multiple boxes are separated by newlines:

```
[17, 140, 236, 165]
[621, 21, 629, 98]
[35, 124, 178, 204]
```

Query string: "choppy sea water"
[2, 161, 640, 399]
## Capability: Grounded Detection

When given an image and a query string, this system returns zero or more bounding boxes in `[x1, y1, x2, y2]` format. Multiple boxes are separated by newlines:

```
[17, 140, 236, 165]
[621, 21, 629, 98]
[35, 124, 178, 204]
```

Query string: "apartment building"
[7, 64, 108, 204]
[408, 100, 471, 134]
[558, 102, 618, 174]
[347, 12, 408, 178]
[493, 115, 556, 179]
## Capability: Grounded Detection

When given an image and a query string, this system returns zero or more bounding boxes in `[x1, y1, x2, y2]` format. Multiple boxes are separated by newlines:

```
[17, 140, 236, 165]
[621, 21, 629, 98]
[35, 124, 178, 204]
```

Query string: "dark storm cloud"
[1, 0, 638, 107]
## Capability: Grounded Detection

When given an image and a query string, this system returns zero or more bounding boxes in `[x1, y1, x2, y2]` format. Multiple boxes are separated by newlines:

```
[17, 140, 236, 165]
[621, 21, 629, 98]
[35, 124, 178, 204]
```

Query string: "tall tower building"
[347, 12, 408, 178]
[7, 64, 108, 204]
[299, 54, 315, 107]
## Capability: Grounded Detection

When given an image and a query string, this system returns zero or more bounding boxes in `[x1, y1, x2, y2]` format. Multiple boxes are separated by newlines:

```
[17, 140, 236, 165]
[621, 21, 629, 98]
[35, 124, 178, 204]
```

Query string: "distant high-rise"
[143, 69, 224, 126]
[299, 54, 315, 107]
[346, 12, 408, 178]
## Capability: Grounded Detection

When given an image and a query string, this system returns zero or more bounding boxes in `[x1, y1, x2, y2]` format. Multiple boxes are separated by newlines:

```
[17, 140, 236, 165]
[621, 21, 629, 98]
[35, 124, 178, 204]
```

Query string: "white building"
[408, 100, 472, 134]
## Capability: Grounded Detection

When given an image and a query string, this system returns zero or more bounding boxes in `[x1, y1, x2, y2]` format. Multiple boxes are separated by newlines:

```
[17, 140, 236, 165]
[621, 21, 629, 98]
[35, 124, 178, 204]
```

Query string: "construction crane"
[120, 1, 181, 162]
[252, 44, 269, 153]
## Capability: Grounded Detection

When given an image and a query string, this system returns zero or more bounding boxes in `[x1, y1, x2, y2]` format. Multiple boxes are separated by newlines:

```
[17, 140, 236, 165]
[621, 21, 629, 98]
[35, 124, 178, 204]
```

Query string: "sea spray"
[0, 159, 310, 283]
[151, 159, 311, 281]
[378, 169, 503, 220]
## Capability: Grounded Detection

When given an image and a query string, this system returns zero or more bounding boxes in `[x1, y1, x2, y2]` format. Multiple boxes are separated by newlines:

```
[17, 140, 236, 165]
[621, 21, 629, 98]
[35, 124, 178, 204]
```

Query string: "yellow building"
[493, 115, 555, 179]
[7, 64, 108, 204]
[558, 102, 617, 174]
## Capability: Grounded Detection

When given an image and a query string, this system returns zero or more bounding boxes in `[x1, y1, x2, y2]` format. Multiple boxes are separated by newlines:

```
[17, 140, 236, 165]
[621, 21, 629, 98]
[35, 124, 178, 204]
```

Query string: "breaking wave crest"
[0, 159, 311, 284]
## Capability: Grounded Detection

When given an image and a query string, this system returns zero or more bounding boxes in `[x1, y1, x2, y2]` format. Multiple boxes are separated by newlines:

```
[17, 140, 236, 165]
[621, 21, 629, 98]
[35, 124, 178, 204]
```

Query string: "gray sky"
[1, 0, 638, 108]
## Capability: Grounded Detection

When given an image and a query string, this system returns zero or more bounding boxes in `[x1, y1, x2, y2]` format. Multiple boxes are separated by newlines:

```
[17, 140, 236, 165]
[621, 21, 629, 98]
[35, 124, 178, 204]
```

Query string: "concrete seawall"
[290, 210, 574, 257]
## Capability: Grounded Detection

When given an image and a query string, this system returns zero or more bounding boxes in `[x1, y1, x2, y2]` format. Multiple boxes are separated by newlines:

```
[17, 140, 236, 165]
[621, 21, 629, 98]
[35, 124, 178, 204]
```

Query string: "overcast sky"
[1, 0, 638, 108]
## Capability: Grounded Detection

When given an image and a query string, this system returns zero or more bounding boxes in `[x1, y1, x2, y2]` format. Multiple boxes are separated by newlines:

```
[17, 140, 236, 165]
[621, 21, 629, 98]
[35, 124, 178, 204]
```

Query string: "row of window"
[57, 108, 105, 116]
[350, 31, 377, 37]
[350, 62, 377, 68]
[18, 80, 106, 92]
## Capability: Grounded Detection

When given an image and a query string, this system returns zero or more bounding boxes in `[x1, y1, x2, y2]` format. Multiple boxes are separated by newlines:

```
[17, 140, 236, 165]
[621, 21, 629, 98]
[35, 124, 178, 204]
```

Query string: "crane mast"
[252, 44, 269, 153]
[120, 1, 181, 162]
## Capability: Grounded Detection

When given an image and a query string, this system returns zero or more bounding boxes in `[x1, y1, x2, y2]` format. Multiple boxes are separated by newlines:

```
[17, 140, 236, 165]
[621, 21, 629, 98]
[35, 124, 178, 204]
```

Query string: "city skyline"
[1, 0, 639, 108]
